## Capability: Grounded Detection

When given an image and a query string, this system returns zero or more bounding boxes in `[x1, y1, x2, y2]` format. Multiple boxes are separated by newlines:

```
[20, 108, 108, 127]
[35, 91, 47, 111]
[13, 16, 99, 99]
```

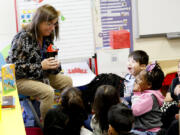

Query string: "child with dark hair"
[44, 87, 91, 135]
[131, 62, 164, 135]
[82, 73, 125, 131]
[90, 85, 120, 135]
[108, 103, 136, 135]
[82, 73, 125, 114]
[124, 50, 149, 106]
[43, 106, 69, 135]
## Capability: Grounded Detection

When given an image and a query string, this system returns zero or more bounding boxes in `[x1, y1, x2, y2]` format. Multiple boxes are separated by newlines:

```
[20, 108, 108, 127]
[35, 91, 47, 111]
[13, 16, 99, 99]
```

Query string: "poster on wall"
[15, 0, 38, 30]
[15, 0, 95, 61]
[98, 0, 133, 49]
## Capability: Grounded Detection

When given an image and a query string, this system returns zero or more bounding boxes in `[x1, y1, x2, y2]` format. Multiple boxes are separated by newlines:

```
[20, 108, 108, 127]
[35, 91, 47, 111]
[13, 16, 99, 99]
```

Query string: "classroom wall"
[94, 0, 180, 75]
[0, 0, 16, 52]
[134, 37, 180, 61]
[131, 0, 180, 75]
[1, 0, 179, 75]
[95, 0, 179, 75]
[133, 37, 180, 75]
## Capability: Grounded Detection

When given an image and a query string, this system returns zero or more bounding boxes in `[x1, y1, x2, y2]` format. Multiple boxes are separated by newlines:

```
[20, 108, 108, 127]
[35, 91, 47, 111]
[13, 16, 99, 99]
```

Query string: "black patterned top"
[6, 29, 61, 82]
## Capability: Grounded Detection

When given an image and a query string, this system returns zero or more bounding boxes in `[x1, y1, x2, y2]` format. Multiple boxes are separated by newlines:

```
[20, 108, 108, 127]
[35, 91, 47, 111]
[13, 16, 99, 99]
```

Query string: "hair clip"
[146, 61, 156, 72]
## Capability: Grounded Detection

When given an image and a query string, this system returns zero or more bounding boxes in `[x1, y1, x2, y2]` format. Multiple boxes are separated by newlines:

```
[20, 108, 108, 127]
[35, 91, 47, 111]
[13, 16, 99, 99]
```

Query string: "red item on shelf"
[110, 30, 130, 49]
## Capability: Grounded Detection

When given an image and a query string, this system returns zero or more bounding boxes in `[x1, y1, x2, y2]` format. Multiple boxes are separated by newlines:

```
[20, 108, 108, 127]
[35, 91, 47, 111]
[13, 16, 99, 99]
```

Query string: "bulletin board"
[97, 0, 133, 49]
[15, 0, 95, 61]
[136, 0, 180, 36]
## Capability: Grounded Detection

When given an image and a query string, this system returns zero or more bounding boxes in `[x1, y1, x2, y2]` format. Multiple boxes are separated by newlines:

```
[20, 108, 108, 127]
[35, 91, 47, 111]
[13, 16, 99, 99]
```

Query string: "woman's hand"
[41, 57, 60, 70]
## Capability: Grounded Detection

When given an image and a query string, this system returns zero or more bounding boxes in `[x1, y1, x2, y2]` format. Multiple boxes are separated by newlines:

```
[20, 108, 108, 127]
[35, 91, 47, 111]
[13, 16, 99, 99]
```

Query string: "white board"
[137, 0, 180, 36]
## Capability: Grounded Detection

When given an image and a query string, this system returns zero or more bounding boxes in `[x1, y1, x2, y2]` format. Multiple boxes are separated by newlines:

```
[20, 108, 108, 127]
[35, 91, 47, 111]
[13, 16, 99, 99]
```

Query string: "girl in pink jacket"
[131, 62, 164, 135]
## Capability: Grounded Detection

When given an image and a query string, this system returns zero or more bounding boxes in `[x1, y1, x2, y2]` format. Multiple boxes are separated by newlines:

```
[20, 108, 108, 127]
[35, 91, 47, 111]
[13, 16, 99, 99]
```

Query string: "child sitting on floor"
[90, 85, 120, 135]
[43, 87, 90, 135]
[108, 103, 136, 135]
[82, 73, 125, 114]
[131, 62, 164, 135]
[124, 50, 149, 106]
[82, 73, 125, 131]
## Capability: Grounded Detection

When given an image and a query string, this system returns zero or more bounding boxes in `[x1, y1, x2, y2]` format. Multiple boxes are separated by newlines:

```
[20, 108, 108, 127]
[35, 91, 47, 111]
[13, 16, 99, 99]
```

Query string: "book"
[1, 64, 17, 94]
[2, 96, 15, 108]
[53, 89, 61, 108]
[0, 53, 6, 81]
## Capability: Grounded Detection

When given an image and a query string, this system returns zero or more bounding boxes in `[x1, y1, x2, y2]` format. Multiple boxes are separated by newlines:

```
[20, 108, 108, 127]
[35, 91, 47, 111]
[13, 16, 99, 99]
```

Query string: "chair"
[19, 94, 43, 129]
[0, 53, 42, 129]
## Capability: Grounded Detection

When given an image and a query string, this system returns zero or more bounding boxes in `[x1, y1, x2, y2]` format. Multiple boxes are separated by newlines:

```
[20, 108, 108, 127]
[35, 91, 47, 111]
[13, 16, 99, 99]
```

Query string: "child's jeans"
[84, 114, 93, 131]
[131, 130, 157, 135]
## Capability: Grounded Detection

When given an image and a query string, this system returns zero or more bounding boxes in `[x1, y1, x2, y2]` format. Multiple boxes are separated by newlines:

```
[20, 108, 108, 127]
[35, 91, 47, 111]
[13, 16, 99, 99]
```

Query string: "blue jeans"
[131, 130, 157, 135]
[121, 96, 132, 108]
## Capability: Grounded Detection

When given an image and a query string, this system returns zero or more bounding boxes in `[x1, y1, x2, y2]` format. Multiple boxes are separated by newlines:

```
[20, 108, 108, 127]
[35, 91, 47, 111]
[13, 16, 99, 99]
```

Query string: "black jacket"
[7, 30, 61, 82]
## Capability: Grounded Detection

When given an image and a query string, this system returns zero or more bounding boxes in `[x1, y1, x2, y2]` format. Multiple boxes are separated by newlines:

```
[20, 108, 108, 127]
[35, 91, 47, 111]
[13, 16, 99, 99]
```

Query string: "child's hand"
[174, 84, 180, 96]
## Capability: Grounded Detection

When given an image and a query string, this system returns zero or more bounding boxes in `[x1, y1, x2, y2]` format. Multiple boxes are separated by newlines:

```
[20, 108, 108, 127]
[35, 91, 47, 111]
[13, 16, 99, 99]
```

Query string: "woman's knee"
[56, 75, 73, 89]
[47, 89, 54, 98]
[41, 88, 55, 100]
[66, 76, 73, 87]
